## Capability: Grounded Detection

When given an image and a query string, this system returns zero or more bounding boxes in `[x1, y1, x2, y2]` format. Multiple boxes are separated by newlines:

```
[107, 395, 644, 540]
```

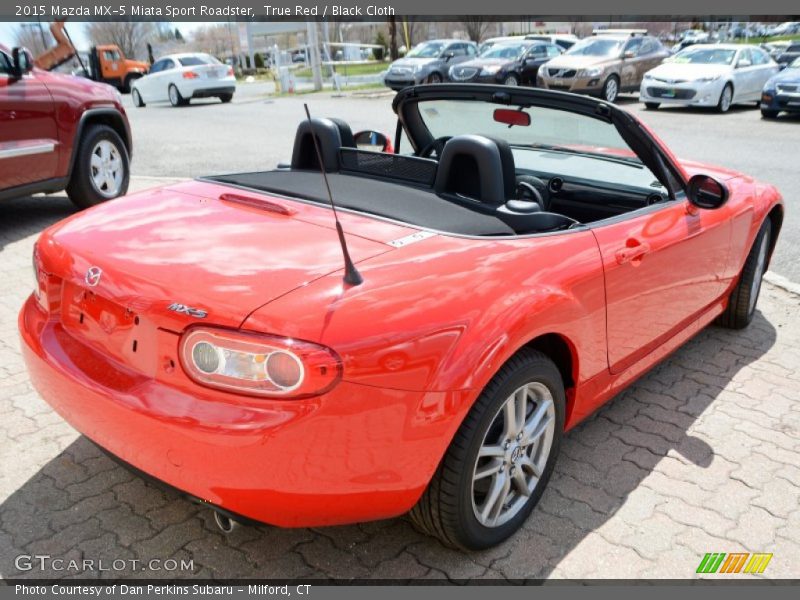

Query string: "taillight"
[179, 327, 341, 398]
[183, 70, 199, 79]
[32, 243, 45, 307]
[227, 66, 234, 76]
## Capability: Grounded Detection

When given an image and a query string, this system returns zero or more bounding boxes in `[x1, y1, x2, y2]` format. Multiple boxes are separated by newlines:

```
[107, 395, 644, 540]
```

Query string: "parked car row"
[385, 31, 797, 118]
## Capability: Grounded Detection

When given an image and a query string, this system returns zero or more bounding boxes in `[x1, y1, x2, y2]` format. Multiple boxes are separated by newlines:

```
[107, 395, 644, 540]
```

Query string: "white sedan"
[640, 44, 779, 112]
[131, 53, 236, 108]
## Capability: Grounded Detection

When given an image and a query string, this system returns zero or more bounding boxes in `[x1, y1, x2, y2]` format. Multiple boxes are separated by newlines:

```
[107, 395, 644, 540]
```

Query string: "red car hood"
[37, 182, 407, 330]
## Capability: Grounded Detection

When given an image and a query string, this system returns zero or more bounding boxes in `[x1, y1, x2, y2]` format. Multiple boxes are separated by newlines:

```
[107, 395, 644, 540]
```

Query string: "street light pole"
[306, 21, 323, 91]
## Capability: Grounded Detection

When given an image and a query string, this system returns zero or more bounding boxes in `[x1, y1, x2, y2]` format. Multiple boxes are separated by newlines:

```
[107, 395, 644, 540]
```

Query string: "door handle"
[615, 240, 650, 264]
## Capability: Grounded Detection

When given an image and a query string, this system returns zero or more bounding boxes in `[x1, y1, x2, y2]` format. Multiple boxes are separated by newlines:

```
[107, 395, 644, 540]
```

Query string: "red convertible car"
[20, 85, 783, 550]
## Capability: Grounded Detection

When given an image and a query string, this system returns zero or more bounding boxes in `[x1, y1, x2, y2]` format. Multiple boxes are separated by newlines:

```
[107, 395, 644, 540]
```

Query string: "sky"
[0, 21, 213, 51]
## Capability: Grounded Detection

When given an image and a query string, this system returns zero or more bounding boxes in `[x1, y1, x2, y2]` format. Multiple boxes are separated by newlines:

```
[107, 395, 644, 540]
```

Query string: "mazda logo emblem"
[85, 266, 102, 287]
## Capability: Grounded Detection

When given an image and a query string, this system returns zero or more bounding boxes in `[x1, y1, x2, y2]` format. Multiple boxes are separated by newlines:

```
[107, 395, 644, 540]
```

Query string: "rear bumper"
[19, 295, 452, 527]
[177, 78, 236, 99]
[190, 86, 235, 99]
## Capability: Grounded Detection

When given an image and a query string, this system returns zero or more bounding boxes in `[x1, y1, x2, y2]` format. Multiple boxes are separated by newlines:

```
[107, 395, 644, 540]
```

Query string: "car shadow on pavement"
[0, 310, 778, 581]
[0, 194, 78, 252]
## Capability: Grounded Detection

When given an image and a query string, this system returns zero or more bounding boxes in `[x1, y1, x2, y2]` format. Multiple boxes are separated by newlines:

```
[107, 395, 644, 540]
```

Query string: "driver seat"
[434, 135, 576, 233]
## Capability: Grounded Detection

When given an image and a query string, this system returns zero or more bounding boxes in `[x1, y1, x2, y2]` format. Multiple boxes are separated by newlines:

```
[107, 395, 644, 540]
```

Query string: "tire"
[644, 102, 660, 110]
[717, 220, 772, 329]
[409, 349, 565, 550]
[131, 88, 145, 107]
[761, 109, 779, 119]
[66, 124, 130, 209]
[717, 83, 733, 113]
[168, 84, 187, 107]
[427, 72, 443, 84]
[503, 74, 520, 86]
[219, 93, 233, 103]
[601, 75, 620, 103]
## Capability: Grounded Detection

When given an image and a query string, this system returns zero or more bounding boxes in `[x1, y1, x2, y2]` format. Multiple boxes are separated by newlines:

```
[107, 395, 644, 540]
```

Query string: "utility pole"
[306, 21, 323, 91]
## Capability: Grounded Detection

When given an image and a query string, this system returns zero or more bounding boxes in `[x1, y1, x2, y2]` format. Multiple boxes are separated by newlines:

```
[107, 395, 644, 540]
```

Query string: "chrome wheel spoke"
[511, 467, 531, 497]
[474, 459, 503, 480]
[479, 444, 505, 458]
[519, 454, 543, 479]
[481, 472, 511, 526]
[521, 398, 554, 446]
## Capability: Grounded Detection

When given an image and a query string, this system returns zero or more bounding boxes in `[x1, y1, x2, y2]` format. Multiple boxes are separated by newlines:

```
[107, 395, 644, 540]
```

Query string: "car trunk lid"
[38, 184, 398, 345]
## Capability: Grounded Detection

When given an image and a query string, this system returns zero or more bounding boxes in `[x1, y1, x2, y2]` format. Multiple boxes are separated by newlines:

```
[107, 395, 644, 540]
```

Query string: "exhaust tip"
[213, 510, 238, 534]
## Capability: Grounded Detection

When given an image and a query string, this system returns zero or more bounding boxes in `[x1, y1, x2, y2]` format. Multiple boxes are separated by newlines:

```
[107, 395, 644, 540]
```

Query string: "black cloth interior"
[209, 170, 516, 236]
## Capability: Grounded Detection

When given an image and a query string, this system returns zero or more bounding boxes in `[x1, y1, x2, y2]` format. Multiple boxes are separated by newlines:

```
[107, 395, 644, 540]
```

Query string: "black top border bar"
[2, 0, 799, 21]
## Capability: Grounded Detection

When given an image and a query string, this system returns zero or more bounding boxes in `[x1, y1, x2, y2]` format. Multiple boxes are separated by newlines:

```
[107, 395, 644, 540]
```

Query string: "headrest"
[433, 135, 516, 205]
[291, 118, 344, 172]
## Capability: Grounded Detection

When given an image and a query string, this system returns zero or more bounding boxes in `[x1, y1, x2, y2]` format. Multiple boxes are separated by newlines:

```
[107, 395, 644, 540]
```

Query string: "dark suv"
[0, 44, 132, 208]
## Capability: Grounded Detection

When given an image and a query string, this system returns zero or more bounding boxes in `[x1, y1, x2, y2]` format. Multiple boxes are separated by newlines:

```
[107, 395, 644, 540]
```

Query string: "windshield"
[179, 54, 221, 66]
[407, 42, 444, 58]
[566, 38, 624, 57]
[418, 100, 635, 156]
[671, 47, 737, 65]
[480, 43, 529, 60]
[791, 57, 800, 68]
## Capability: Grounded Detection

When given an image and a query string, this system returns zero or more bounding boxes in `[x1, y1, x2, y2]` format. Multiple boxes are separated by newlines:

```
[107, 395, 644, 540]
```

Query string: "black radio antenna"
[303, 104, 363, 286]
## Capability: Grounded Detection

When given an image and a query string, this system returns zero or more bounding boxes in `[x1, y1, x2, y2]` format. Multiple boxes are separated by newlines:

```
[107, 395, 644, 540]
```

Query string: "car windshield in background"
[178, 54, 221, 66]
[418, 100, 637, 158]
[566, 38, 624, 57]
[480, 43, 530, 59]
[672, 48, 737, 65]
[407, 42, 444, 58]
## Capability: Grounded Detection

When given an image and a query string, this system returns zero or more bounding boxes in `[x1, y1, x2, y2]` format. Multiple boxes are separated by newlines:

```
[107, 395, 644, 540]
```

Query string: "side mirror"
[11, 47, 34, 78]
[443, 51, 455, 61]
[353, 130, 391, 153]
[687, 174, 729, 210]
[622, 50, 636, 59]
[737, 59, 752, 68]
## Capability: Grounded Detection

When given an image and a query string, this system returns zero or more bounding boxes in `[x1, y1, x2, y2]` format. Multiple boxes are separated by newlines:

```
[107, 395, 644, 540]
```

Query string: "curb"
[765, 271, 800, 296]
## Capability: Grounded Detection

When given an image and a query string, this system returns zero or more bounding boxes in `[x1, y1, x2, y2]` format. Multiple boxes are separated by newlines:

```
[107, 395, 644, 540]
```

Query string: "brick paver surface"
[1, 182, 799, 580]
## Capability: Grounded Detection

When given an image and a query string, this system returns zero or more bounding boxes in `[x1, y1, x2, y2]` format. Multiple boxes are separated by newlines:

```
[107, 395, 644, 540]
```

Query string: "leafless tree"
[461, 17, 491, 43]
[388, 17, 398, 60]
[14, 23, 53, 56]
[188, 24, 240, 61]
[84, 22, 155, 59]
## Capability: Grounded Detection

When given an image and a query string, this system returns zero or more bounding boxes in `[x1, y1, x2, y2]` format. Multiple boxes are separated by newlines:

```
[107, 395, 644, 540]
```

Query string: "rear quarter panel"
[244, 228, 608, 430]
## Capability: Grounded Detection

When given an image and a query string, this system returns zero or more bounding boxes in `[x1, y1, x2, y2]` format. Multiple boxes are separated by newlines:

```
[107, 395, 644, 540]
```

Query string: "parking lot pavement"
[1, 178, 799, 580]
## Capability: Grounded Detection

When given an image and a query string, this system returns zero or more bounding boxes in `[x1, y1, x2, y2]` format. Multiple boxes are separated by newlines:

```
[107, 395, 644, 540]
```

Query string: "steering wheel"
[418, 136, 452, 159]
[515, 177, 550, 210]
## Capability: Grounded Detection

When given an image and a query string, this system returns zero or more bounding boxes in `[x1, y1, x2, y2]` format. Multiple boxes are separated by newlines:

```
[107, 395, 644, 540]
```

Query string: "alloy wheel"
[719, 86, 733, 112]
[604, 77, 618, 102]
[89, 140, 124, 198]
[471, 382, 556, 528]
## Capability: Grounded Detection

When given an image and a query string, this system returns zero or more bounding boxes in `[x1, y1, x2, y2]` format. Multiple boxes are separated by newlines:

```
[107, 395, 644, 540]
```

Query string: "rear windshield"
[178, 54, 221, 66]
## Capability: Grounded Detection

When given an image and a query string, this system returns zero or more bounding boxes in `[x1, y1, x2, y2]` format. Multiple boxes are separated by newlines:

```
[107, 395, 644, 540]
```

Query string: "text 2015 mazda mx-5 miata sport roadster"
[20, 85, 783, 550]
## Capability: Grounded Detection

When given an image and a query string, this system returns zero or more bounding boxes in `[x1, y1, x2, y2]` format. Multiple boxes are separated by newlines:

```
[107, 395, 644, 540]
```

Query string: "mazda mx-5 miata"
[21, 85, 783, 550]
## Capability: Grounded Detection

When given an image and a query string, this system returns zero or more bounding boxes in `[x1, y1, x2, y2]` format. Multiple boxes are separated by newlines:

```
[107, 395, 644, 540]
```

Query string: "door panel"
[0, 65, 58, 188]
[593, 200, 732, 374]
